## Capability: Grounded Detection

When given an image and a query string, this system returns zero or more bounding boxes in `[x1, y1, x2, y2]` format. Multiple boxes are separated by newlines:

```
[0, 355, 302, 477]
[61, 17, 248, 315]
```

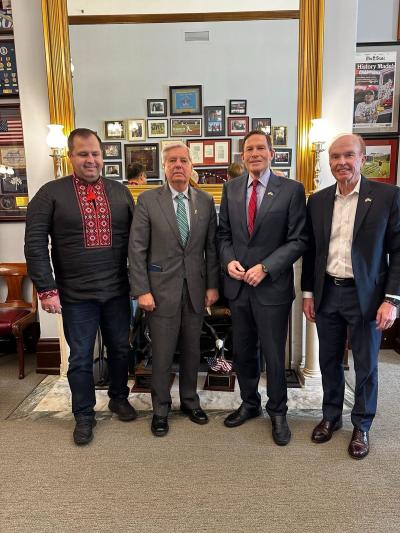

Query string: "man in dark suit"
[129, 142, 219, 436]
[217, 130, 307, 445]
[302, 133, 400, 459]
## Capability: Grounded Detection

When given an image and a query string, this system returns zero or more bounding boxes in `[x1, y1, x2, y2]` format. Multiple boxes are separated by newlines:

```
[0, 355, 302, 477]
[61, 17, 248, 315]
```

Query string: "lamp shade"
[46, 124, 67, 150]
[309, 118, 328, 144]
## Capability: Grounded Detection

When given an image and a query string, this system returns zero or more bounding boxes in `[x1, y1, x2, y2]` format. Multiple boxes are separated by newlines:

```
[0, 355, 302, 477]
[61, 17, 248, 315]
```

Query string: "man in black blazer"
[302, 133, 400, 459]
[218, 130, 308, 445]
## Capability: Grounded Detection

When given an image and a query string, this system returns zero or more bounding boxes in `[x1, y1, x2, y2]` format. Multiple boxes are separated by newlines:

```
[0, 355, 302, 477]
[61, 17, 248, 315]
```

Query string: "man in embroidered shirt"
[25, 128, 137, 445]
[302, 134, 400, 459]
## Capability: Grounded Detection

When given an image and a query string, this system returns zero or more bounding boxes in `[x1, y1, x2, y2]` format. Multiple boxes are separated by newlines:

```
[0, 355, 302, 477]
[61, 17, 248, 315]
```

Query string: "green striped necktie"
[175, 192, 189, 245]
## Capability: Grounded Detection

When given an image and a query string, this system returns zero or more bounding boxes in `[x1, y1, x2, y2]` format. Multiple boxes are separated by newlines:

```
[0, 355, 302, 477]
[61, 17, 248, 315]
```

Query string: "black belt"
[326, 274, 355, 287]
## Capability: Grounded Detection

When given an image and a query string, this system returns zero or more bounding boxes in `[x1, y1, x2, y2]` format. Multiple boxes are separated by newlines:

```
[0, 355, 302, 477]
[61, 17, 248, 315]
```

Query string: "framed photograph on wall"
[229, 99, 247, 115]
[228, 116, 249, 136]
[272, 148, 292, 166]
[272, 126, 288, 146]
[169, 85, 202, 116]
[361, 137, 398, 184]
[353, 43, 400, 135]
[104, 120, 125, 140]
[103, 162, 123, 179]
[187, 138, 231, 166]
[126, 119, 146, 141]
[147, 119, 168, 138]
[102, 141, 122, 160]
[124, 143, 159, 178]
[147, 99, 167, 117]
[0, 1, 13, 35]
[272, 167, 291, 179]
[170, 118, 202, 137]
[251, 118, 271, 135]
[204, 106, 225, 137]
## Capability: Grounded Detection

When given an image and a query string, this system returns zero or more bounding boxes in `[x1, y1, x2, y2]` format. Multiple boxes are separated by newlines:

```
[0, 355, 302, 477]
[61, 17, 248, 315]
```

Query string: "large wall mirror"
[42, 1, 324, 200]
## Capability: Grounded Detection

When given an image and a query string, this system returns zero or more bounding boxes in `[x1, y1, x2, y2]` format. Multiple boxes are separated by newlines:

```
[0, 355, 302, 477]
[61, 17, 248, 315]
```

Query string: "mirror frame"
[41, 0, 324, 196]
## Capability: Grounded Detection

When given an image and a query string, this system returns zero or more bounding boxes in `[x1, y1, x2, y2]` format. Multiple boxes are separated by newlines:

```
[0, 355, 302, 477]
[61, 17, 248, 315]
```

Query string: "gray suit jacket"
[217, 172, 308, 305]
[129, 183, 219, 317]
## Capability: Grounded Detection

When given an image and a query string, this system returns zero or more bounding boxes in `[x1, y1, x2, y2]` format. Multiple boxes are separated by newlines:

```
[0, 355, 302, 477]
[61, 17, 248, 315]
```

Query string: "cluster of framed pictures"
[102, 84, 293, 183]
[352, 42, 400, 185]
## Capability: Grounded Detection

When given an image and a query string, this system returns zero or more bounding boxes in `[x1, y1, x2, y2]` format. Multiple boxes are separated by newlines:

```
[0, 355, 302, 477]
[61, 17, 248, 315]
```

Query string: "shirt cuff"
[303, 292, 313, 299]
[385, 294, 400, 301]
[38, 289, 59, 300]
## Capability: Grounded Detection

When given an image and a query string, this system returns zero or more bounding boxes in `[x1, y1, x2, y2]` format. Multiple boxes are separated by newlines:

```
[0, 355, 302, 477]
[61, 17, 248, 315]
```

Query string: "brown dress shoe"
[311, 417, 342, 443]
[348, 427, 369, 460]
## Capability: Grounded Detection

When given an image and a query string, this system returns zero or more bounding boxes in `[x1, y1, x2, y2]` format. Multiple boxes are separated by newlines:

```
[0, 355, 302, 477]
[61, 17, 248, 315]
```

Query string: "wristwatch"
[261, 264, 268, 274]
[383, 297, 400, 308]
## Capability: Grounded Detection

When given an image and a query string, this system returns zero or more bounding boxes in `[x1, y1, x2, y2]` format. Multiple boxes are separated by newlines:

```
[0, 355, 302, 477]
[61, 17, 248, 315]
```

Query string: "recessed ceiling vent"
[185, 31, 210, 42]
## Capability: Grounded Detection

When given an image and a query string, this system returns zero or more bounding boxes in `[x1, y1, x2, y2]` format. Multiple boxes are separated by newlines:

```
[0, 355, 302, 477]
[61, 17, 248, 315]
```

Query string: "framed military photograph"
[272, 126, 288, 146]
[170, 118, 202, 137]
[124, 143, 159, 178]
[102, 141, 122, 160]
[229, 99, 247, 115]
[361, 137, 398, 184]
[104, 120, 125, 140]
[169, 85, 202, 116]
[251, 117, 271, 135]
[103, 162, 122, 179]
[228, 116, 249, 136]
[272, 148, 292, 167]
[126, 119, 146, 141]
[204, 106, 226, 137]
[147, 119, 168, 138]
[147, 99, 167, 117]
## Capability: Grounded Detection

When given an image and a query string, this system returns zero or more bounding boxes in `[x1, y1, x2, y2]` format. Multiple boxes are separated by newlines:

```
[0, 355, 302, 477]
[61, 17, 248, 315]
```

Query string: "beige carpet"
[0, 351, 399, 533]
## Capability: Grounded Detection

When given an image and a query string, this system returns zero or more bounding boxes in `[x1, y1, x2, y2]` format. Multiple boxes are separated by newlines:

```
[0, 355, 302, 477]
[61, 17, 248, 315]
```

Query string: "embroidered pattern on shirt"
[73, 177, 112, 248]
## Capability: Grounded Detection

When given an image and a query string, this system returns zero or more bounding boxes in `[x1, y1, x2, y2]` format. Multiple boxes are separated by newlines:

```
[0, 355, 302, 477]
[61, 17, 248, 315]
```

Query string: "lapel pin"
[267, 192, 274, 196]
[194, 209, 198, 214]
[365, 198, 372, 203]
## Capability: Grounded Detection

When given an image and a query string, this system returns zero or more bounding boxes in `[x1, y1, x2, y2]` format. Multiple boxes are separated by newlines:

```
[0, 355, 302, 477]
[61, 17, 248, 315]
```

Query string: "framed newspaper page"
[353, 43, 400, 136]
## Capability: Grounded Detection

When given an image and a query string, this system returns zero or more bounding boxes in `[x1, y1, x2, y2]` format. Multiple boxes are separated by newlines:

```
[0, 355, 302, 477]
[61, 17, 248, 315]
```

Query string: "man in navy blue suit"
[302, 133, 400, 459]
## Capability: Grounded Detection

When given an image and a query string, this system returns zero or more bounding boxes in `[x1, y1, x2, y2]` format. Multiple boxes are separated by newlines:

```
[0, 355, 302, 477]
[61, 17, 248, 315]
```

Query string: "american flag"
[206, 356, 232, 374]
[0, 108, 23, 144]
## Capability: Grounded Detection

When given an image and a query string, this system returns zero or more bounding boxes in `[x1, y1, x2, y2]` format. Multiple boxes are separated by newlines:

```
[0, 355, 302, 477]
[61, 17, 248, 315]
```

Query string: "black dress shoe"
[271, 415, 291, 446]
[73, 418, 97, 446]
[348, 427, 369, 460]
[312, 417, 343, 443]
[151, 415, 169, 437]
[224, 404, 262, 428]
[181, 406, 209, 425]
[108, 398, 138, 421]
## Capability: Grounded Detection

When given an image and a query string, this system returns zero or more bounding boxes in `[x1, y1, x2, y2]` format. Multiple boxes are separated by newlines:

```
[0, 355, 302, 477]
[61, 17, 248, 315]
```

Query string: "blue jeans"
[61, 294, 131, 419]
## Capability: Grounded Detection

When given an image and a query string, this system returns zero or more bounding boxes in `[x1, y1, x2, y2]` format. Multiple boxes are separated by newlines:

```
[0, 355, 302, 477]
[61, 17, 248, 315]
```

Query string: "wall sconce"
[309, 118, 328, 191]
[46, 124, 67, 179]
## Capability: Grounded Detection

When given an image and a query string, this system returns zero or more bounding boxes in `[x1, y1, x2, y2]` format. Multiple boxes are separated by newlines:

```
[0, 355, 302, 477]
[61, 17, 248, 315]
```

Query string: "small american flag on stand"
[0, 107, 23, 145]
[206, 356, 232, 373]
